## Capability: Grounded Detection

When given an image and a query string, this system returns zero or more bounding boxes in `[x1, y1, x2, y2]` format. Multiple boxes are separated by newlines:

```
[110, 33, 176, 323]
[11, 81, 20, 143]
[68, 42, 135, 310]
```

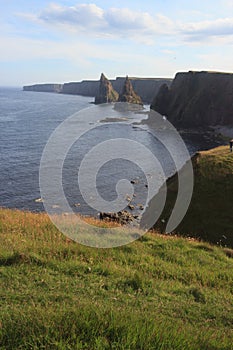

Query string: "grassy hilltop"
[0, 145, 233, 349]
[158, 145, 233, 247]
[0, 208, 233, 349]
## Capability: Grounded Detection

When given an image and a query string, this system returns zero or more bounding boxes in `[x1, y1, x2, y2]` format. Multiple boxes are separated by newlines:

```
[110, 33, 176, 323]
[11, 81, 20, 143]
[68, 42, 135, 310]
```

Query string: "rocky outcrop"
[151, 71, 233, 127]
[112, 77, 172, 104]
[23, 77, 172, 103]
[23, 84, 63, 93]
[99, 210, 139, 225]
[94, 73, 119, 104]
[118, 76, 143, 105]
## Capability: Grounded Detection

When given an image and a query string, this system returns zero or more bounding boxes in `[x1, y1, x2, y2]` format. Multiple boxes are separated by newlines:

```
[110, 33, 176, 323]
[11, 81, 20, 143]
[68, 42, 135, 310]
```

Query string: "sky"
[1, 0, 233, 86]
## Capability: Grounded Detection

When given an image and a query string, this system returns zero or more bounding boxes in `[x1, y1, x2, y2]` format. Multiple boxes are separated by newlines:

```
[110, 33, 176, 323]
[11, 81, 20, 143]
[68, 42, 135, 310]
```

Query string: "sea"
[0, 87, 222, 216]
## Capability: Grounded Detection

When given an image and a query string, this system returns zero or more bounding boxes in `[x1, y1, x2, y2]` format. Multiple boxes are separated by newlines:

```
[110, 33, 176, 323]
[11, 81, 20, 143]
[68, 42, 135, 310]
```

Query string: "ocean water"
[0, 87, 221, 216]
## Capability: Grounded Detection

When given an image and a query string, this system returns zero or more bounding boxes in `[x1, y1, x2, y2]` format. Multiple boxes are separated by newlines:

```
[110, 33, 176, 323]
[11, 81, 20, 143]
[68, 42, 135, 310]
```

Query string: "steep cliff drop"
[118, 76, 143, 105]
[151, 71, 233, 127]
[94, 73, 119, 104]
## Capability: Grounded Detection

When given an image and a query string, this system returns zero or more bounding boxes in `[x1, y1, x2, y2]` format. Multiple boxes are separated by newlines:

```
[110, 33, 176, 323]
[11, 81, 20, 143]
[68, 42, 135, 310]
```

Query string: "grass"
[0, 207, 233, 349]
[157, 145, 233, 247]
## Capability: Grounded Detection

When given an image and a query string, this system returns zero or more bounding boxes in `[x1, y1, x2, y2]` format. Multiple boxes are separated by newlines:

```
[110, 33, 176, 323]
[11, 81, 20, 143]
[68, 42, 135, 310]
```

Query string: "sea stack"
[118, 76, 143, 105]
[94, 73, 119, 104]
[151, 71, 233, 127]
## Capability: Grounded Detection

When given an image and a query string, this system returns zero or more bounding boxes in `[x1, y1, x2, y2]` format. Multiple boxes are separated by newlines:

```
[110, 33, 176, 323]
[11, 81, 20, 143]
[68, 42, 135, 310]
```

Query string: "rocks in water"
[128, 204, 135, 210]
[94, 73, 119, 104]
[99, 210, 138, 225]
[118, 76, 143, 105]
[130, 179, 139, 185]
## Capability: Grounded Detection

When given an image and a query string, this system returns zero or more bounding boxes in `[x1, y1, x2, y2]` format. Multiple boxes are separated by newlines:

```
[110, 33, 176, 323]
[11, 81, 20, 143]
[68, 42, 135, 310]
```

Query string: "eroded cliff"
[151, 71, 233, 127]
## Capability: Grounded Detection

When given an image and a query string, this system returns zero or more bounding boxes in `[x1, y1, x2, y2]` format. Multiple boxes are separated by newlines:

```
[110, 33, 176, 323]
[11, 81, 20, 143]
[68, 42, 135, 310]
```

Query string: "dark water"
[0, 87, 222, 215]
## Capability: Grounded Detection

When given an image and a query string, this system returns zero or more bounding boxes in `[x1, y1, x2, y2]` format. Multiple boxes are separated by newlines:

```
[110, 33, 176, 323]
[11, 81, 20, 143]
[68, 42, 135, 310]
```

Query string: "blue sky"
[1, 0, 233, 86]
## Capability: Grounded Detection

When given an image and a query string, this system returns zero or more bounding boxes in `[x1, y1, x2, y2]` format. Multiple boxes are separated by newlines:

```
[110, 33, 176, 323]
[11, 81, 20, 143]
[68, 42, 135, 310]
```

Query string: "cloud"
[20, 3, 174, 41]
[39, 3, 105, 30]
[17, 3, 233, 46]
[181, 17, 233, 40]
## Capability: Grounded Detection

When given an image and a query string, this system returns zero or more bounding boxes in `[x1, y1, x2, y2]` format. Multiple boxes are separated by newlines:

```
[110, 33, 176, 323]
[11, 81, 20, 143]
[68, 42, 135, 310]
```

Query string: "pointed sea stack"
[94, 73, 119, 104]
[118, 76, 143, 105]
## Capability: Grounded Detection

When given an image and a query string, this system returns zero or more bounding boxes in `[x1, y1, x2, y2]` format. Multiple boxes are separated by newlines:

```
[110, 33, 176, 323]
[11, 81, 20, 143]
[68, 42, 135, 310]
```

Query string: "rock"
[151, 71, 233, 127]
[137, 204, 144, 210]
[128, 204, 135, 210]
[99, 210, 136, 225]
[94, 73, 119, 104]
[130, 179, 139, 184]
[126, 195, 132, 202]
[35, 198, 43, 203]
[74, 203, 81, 207]
[118, 76, 143, 105]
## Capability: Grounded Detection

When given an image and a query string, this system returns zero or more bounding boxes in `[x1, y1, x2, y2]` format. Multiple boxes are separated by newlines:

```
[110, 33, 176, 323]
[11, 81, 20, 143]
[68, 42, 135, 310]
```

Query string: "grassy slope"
[157, 145, 233, 247]
[0, 208, 233, 349]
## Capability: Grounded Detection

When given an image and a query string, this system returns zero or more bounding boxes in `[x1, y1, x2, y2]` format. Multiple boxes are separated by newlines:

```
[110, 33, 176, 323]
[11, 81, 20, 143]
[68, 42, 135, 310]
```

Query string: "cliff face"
[112, 77, 172, 104]
[118, 76, 143, 105]
[24, 77, 172, 103]
[151, 71, 233, 127]
[23, 84, 63, 93]
[95, 73, 119, 104]
[62, 80, 99, 96]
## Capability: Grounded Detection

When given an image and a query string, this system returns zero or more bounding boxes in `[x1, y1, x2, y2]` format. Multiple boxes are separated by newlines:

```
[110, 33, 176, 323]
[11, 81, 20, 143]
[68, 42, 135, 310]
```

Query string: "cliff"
[153, 146, 233, 247]
[24, 77, 172, 104]
[118, 76, 143, 105]
[95, 73, 119, 104]
[23, 84, 63, 93]
[62, 80, 99, 96]
[151, 71, 233, 127]
[112, 77, 172, 104]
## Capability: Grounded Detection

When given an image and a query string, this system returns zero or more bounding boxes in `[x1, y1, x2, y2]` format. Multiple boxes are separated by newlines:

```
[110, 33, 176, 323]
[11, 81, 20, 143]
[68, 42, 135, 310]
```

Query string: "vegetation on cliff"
[0, 207, 233, 349]
[94, 73, 119, 104]
[156, 145, 233, 247]
[151, 71, 233, 127]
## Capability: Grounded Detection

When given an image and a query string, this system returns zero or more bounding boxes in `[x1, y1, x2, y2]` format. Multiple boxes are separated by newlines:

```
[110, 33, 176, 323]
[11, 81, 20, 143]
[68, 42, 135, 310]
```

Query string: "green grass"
[157, 145, 233, 247]
[0, 208, 233, 349]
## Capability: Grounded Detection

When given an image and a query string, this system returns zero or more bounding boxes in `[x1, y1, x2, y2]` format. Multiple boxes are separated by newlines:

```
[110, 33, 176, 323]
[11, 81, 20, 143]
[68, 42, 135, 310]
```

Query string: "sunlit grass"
[0, 207, 233, 349]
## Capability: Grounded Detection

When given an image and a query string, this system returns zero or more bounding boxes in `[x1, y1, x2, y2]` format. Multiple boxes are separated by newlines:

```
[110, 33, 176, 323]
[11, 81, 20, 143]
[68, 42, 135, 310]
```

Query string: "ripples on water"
[0, 87, 221, 214]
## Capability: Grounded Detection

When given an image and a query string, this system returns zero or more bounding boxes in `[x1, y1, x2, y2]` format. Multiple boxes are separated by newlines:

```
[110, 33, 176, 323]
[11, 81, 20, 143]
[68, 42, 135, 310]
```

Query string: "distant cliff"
[23, 84, 63, 93]
[24, 77, 172, 104]
[62, 80, 99, 96]
[151, 71, 233, 127]
[95, 73, 119, 104]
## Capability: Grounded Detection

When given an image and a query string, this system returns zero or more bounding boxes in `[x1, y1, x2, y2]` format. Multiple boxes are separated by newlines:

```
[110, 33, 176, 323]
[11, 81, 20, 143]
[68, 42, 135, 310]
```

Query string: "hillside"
[0, 208, 233, 349]
[156, 145, 233, 247]
[151, 71, 233, 127]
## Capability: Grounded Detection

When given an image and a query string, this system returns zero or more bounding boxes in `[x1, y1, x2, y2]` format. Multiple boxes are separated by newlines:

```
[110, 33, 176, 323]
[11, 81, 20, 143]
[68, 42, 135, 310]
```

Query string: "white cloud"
[39, 3, 105, 30]
[17, 3, 233, 46]
[18, 3, 175, 42]
[183, 17, 233, 38]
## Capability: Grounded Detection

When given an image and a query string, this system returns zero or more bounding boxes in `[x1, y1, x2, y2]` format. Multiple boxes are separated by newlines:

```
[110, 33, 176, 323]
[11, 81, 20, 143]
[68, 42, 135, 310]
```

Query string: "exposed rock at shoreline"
[99, 210, 139, 225]
[151, 71, 233, 127]
[118, 76, 143, 105]
[94, 73, 119, 104]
